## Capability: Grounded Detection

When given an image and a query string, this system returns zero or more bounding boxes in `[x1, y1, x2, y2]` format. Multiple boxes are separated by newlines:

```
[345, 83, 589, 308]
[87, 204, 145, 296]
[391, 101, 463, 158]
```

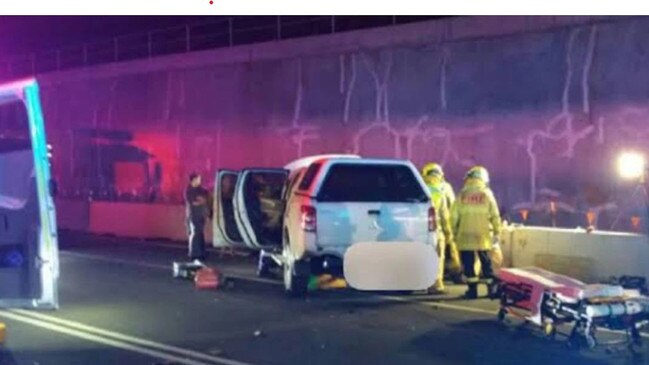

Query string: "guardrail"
[0, 16, 442, 80]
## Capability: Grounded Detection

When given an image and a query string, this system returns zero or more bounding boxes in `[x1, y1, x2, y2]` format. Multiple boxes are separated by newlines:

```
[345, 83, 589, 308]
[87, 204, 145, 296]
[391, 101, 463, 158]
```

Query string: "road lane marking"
[0, 310, 251, 365]
[69, 238, 248, 255]
[383, 296, 497, 316]
[11, 309, 250, 365]
[61, 251, 170, 270]
[60, 251, 280, 285]
[60, 250, 649, 339]
[386, 297, 649, 339]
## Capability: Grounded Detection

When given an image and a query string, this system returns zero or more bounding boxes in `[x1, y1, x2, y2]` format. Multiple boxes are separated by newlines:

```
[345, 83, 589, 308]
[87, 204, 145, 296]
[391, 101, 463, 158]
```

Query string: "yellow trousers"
[433, 239, 462, 290]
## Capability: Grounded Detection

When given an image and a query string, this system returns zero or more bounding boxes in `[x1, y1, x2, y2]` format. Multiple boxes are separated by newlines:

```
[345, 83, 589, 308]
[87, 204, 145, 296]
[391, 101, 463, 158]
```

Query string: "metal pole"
[228, 18, 233, 47]
[642, 172, 649, 236]
[186, 25, 191, 52]
[331, 16, 336, 34]
[277, 16, 281, 40]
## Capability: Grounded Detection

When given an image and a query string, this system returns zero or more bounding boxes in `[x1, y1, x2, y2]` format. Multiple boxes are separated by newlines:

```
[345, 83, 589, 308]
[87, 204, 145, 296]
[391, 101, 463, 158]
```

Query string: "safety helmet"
[422, 162, 444, 178]
[465, 165, 490, 184]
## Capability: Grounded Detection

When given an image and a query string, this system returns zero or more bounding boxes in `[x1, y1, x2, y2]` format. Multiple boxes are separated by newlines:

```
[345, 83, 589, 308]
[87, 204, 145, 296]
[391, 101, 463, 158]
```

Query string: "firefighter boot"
[463, 283, 478, 299]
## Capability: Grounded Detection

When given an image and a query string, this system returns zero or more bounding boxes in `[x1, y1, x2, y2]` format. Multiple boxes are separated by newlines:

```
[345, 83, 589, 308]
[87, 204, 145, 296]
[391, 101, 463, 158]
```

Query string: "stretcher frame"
[495, 268, 648, 352]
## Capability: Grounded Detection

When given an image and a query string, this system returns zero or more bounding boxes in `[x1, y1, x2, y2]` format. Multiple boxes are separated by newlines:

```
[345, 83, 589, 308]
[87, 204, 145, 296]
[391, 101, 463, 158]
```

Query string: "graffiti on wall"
[41, 18, 649, 231]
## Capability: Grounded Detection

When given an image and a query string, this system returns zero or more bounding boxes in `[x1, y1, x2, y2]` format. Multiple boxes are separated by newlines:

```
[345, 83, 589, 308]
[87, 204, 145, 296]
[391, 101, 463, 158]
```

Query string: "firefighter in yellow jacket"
[422, 163, 459, 294]
[451, 166, 502, 299]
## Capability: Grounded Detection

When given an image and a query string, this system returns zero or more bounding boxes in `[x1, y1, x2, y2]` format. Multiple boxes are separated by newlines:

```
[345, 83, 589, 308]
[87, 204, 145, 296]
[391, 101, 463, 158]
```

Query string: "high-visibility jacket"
[442, 181, 456, 210]
[429, 181, 455, 210]
[427, 182, 454, 246]
[451, 179, 501, 251]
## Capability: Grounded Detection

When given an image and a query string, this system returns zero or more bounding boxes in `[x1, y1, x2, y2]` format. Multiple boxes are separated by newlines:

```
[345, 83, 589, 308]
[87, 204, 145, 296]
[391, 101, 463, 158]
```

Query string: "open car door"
[234, 169, 288, 250]
[212, 170, 246, 248]
[0, 79, 58, 309]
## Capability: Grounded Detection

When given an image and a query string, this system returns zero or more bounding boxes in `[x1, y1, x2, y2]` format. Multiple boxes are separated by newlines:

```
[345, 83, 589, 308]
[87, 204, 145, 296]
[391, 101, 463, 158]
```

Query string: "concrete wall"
[500, 225, 649, 283]
[30, 16, 649, 232]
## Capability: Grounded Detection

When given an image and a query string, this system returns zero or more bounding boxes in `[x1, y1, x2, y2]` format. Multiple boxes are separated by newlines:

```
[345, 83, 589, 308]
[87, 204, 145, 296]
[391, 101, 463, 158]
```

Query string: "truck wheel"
[283, 244, 308, 297]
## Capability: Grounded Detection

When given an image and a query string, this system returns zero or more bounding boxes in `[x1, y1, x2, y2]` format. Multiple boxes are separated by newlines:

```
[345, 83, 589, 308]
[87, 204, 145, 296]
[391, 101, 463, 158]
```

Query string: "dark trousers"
[188, 217, 206, 260]
[460, 250, 494, 283]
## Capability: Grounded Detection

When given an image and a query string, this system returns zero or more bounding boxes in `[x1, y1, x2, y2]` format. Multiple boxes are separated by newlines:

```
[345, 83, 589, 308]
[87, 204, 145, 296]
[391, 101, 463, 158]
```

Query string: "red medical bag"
[194, 267, 221, 290]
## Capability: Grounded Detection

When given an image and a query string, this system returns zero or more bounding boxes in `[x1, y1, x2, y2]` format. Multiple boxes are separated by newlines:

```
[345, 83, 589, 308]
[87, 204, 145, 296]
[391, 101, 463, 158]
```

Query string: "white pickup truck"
[213, 154, 438, 296]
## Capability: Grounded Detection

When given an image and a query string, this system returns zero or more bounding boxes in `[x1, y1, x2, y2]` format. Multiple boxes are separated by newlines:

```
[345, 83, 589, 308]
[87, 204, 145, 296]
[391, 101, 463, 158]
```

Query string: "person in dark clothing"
[185, 173, 210, 262]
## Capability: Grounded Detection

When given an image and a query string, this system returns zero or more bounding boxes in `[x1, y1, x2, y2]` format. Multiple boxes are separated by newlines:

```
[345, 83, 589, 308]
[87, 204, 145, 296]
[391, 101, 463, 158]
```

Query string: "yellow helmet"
[422, 162, 444, 178]
[465, 165, 490, 184]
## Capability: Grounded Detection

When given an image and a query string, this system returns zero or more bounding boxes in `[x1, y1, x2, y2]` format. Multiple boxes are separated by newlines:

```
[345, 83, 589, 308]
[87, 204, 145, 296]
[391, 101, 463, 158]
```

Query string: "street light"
[617, 151, 647, 181]
[614, 151, 649, 234]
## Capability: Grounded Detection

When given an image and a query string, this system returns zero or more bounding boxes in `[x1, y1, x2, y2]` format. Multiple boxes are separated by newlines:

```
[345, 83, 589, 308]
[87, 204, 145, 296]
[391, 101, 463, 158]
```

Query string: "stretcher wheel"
[630, 326, 643, 347]
[567, 326, 582, 350]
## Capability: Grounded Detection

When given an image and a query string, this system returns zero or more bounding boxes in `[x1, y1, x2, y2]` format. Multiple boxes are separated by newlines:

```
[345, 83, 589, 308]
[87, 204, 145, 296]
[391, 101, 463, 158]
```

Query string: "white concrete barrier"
[54, 199, 213, 243]
[500, 225, 649, 283]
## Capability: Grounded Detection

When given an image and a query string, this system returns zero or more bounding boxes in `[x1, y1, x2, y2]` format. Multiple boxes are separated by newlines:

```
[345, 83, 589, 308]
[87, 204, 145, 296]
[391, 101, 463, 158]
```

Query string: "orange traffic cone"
[631, 216, 641, 232]
[586, 211, 596, 227]
[519, 209, 529, 223]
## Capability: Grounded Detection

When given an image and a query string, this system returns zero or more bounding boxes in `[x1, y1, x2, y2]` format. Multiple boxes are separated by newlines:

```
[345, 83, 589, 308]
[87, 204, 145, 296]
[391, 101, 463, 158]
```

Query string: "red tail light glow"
[428, 207, 437, 232]
[301, 205, 317, 232]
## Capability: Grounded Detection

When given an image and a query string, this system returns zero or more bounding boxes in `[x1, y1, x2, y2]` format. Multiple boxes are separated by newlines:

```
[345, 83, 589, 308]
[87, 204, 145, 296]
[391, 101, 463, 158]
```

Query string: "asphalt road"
[0, 231, 647, 365]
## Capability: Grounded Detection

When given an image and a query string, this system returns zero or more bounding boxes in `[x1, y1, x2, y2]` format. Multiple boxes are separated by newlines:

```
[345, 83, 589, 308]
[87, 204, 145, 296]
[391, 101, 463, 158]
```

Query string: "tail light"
[428, 207, 437, 232]
[301, 205, 317, 232]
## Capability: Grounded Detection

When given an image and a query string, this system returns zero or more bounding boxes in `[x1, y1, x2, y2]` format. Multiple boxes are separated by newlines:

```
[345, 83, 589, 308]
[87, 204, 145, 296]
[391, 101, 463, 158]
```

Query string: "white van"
[213, 155, 437, 296]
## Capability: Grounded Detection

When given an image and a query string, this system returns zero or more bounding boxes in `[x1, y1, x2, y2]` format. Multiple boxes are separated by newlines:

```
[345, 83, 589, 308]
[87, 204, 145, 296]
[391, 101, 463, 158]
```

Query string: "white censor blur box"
[344, 241, 437, 291]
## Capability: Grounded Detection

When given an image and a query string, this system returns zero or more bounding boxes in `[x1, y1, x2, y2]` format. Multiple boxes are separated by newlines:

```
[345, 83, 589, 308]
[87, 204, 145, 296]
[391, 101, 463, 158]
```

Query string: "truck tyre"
[283, 239, 308, 297]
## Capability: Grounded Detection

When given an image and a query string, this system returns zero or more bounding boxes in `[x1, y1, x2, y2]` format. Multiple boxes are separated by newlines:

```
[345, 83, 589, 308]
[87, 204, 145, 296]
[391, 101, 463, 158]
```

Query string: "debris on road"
[307, 274, 348, 291]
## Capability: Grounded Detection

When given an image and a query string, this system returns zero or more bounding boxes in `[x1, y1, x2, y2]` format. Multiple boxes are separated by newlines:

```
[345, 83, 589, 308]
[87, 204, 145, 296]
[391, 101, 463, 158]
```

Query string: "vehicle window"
[317, 164, 429, 203]
[298, 163, 322, 191]
[241, 171, 286, 246]
[218, 172, 243, 242]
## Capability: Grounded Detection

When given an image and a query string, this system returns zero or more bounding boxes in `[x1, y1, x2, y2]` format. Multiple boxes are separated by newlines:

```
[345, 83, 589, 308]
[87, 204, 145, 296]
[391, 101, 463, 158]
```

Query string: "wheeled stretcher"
[495, 267, 649, 350]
